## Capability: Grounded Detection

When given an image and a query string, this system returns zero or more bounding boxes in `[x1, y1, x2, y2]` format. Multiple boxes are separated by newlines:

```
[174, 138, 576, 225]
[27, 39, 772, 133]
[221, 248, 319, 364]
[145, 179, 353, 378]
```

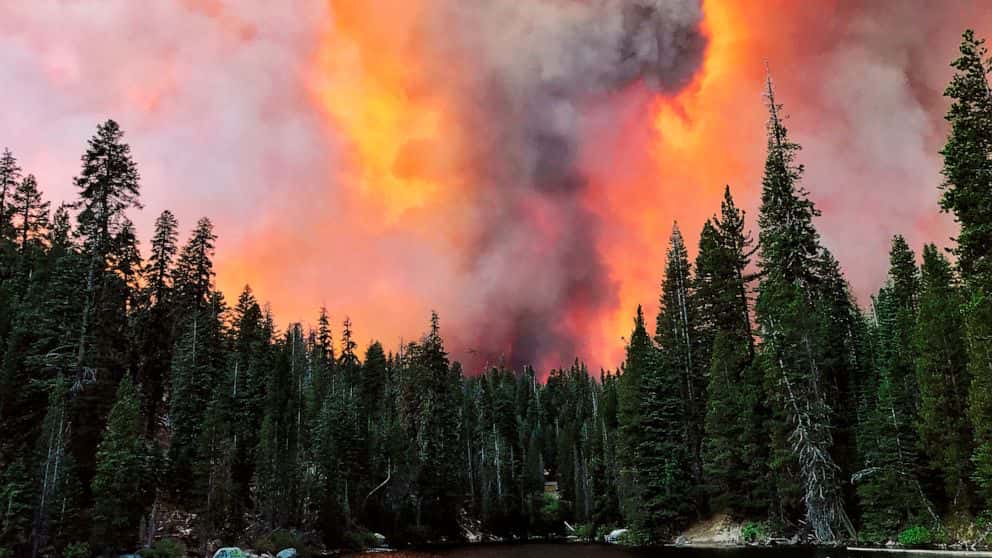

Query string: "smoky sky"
[0, 1, 989, 374]
[417, 0, 707, 370]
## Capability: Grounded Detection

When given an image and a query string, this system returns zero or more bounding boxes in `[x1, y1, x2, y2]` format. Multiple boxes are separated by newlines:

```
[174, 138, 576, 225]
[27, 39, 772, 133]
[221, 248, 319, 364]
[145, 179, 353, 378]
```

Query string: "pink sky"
[1, 1, 987, 372]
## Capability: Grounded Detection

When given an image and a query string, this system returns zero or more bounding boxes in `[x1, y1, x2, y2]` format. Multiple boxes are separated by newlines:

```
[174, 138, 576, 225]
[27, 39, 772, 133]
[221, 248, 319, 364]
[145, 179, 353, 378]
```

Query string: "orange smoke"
[215, 0, 989, 374]
[312, 1, 467, 226]
[301, 0, 724, 371]
[581, 0, 766, 369]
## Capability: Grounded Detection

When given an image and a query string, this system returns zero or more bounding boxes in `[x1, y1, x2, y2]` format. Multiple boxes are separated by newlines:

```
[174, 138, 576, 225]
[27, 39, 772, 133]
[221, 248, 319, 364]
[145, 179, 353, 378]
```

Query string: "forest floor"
[674, 513, 746, 546]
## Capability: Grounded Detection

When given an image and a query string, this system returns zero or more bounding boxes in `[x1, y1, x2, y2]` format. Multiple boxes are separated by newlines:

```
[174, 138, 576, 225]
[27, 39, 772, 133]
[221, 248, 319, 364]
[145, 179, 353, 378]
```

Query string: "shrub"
[531, 493, 564, 537]
[572, 523, 595, 541]
[63, 542, 91, 558]
[975, 512, 992, 545]
[741, 522, 768, 544]
[898, 526, 934, 546]
[140, 538, 186, 558]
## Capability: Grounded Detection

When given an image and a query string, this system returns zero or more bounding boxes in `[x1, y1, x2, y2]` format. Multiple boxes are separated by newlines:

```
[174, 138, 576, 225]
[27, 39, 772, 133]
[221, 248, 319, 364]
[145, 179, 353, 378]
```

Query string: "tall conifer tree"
[91, 376, 155, 551]
[939, 30, 992, 503]
[654, 223, 704, 518]
[915, 244, 973, 513]
[755, 74, 853, 541]
[697, 187, 766, 514]
[0, 148, 22, 245]
[856, 236, 930, 540]
[617, 306, 654, 531]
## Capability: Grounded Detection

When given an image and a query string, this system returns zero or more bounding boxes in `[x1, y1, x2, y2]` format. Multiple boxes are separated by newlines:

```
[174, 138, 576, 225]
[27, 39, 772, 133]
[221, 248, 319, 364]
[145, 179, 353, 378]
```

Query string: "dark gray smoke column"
[422, 0, 707, 372]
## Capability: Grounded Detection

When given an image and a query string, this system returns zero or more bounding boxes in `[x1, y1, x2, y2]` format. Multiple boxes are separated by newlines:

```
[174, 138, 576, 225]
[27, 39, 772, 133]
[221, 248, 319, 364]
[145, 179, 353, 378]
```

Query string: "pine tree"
[255, 324, 308, 529]
[227, 285, 268, 527]
[914, 244, 973, 513]
[938, 30, 992, 505]
[313, 376, 360, 545]
[361, 341, 388, 422]
[11, 174, 49, 265]
[29, 377, 83, 558]
[338, 316, 360, 383]
[64, 120, 143, 512]
[0, 315, 50, 467]
[73, 119, 142, 369]
[697, 187, 766, 515]
[312, 307, 335, 411]
[755, 74, 852, 541]
[940, 30, 992, 284]
[617, 306, 653, 530]
[135, 210, 180, 434]
[645, 225, 707, 534]
[173, 217, 217, 316]
[91, 376, 155, 552]
[111, 219, 142, 314]
[359, 338, 390, 512]
[196, 377, 238, 539]
[0, 458, 32, 552]
[653, 223, 704, 519]
[412, 313, 462, 537]
[590, 370, 621, 530]
[31, 205, 86, 372]
[147, 210, 178, 306]
[856, 236, 931, 540]
[167, 218, 221, 498]
[0, 148, 22, 242]
[168, 296, 226, 501]
[639, 344, 692, 540]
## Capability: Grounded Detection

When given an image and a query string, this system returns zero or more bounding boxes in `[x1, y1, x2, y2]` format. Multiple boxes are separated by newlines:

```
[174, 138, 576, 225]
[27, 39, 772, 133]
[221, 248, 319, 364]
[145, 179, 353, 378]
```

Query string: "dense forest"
[2, 28, 992, 557]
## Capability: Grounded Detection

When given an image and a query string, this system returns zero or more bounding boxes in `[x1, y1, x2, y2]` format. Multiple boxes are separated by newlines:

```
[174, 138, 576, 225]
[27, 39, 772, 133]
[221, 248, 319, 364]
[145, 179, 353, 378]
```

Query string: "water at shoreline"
[362, 542, 962, 558]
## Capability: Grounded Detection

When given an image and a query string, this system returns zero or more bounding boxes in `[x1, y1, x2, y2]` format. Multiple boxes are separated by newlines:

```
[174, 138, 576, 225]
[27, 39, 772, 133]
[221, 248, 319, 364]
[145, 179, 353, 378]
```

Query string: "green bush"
[139, 538, 186, 558]
[572, 523, 595, 541]
[741, 522, 768, 543]
[857, 527, 888, 545]
[531, 493, 564, 536]
[898, 525, 934, 546]
[63, 542, 91, 558]
[976, 512, 992, 545]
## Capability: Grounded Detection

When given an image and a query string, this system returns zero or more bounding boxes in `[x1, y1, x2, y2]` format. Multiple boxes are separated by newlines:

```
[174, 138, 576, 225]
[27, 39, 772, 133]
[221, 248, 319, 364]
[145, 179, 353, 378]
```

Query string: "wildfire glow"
[4, 1, 989, 375]
[579, 0, 766, 368]
[232, 0, 988, 373]
[311, 0, 466, 223]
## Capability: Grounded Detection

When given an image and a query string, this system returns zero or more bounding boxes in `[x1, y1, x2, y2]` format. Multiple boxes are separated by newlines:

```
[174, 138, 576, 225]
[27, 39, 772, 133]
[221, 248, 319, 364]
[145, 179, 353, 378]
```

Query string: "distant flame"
[311, 0, 465, 223]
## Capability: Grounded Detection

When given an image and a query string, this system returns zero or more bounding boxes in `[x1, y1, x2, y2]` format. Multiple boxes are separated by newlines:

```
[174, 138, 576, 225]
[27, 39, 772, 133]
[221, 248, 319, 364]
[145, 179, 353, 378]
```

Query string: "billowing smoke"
[410, 1, 707, 370]
[2, 1, 990, 375]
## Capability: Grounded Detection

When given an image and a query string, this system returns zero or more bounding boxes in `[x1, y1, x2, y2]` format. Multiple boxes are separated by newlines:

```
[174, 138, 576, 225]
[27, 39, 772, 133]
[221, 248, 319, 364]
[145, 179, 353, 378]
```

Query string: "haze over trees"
[0, 28, 991, 556]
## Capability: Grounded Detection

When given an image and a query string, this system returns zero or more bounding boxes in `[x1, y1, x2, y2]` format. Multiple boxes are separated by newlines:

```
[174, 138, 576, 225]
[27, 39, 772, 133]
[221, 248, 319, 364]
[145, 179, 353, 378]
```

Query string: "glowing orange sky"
[2, 1, 989, 374]
[214, 0, 987, 372]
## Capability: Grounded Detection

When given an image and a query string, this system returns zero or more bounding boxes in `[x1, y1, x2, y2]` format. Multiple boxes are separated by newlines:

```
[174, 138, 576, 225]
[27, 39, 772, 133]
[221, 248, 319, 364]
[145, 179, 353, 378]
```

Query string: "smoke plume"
[1, 1, 990, 374]
[413, 0, 707, 370]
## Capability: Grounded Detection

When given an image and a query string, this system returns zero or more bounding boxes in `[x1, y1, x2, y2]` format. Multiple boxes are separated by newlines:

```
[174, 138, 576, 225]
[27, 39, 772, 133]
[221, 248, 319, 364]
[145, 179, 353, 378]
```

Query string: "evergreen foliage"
[697, 187, 766, 515]
[915, 244, 972, 513]
[91, 376, 156, 552]
[3, 30, 992, 553]
[856, 237, 930, 540]
[939, 30, 992, 507]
